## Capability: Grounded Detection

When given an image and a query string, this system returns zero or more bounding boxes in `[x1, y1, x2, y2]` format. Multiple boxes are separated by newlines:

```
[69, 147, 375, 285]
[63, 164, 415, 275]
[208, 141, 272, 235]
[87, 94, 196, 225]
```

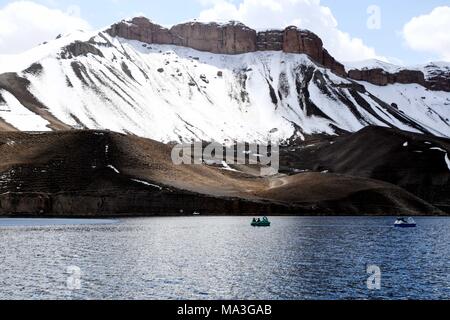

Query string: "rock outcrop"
[170, 21, 257, 54]
[107, 18, 257, 54]
[423, 64, 450, 92]
[60, 41, 104, 59]
[426, 73, 450, 92]
[107, 17, 176, 45]
[348, 67, 450, 92]
[282, 27, 346, 76]
[283, 28, 323, 58]
[257, 30, 283, 51]
[105, 17, 345, 75]
[348, 68, 426, 86]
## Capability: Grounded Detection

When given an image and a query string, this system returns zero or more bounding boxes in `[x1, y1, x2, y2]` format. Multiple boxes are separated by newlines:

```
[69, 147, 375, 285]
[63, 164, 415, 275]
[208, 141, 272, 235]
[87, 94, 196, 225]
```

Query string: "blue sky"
[1, 0, 449, 65]
[321, 0, 449, 64]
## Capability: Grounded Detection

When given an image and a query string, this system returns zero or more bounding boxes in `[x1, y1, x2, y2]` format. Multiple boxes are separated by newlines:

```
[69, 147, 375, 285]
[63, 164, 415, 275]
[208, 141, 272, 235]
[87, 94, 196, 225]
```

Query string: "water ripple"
[0, 216, 449, 300]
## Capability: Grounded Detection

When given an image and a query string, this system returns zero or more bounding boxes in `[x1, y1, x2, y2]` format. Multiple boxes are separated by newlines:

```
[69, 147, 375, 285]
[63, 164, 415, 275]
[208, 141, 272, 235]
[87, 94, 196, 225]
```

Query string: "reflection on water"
[0, 216, 449, 300]
[0, 218, 118, 227]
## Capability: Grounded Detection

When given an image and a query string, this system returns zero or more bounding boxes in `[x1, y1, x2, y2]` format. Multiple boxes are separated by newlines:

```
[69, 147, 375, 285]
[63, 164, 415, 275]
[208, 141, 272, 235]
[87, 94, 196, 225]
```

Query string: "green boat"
[251, 217, 271, 227]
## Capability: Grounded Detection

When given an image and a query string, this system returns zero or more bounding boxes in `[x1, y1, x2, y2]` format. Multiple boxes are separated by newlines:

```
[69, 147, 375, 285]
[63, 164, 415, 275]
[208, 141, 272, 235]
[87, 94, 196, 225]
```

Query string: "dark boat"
[251, 217, 271, 227]
[394, 217, 417, 228]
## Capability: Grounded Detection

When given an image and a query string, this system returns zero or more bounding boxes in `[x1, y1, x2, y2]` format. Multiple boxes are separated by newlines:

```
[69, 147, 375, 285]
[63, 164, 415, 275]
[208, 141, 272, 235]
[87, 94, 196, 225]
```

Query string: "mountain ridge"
[106, 17, 347, 76]
[105, 17, 450, 91]
[0, 16, 449, 143]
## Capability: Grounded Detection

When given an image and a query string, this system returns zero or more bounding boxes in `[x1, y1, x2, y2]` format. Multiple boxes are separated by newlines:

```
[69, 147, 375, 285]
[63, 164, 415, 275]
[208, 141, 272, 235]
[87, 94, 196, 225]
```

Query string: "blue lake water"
[0, 216, 449, 300]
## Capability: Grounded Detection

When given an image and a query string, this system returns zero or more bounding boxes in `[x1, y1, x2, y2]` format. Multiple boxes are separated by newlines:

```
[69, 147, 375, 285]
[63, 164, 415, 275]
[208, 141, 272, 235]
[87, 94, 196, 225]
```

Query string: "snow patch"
[221, 161, 238, 172]
[0, 91, 51, 131]
[107, 165, 120, 174]
[131, 179, 163, 190]
[430, 147, 447, 153]
[344, 59, 404, 73]
[430, 147, 450, 171]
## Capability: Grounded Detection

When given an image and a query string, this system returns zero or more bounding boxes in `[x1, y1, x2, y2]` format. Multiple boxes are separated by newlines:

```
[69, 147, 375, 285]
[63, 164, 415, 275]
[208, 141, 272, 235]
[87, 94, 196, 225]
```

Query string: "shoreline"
[1, 213, 449, 219]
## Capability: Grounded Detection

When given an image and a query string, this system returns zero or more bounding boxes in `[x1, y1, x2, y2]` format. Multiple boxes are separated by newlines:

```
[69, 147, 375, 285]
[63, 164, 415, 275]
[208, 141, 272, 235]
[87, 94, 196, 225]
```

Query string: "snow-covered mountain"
[0, 17, 449, 142]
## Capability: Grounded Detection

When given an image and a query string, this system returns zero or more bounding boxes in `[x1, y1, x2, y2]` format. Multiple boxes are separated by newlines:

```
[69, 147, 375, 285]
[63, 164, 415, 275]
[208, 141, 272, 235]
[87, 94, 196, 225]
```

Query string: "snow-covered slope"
[344, 59, 405, 73]
[0, 31, 94, 74]
[1, 32, 450, 142]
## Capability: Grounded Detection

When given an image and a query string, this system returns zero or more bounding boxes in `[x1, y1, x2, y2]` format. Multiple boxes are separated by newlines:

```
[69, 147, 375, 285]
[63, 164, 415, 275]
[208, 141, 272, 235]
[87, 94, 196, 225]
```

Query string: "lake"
[0, 216, 449, 300]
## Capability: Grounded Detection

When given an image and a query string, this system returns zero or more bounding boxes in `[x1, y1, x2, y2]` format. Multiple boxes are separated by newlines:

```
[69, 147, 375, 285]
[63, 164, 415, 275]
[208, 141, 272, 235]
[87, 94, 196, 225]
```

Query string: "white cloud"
[403, 6, 450, 61]
[0, 1, 91, 54]
[198, 0, 385, 62]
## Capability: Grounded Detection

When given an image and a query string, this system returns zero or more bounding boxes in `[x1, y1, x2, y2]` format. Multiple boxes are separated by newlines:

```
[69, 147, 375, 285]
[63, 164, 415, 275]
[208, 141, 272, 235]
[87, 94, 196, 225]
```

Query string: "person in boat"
[252, 218, 257, 223]
[257, 218, 261, 223]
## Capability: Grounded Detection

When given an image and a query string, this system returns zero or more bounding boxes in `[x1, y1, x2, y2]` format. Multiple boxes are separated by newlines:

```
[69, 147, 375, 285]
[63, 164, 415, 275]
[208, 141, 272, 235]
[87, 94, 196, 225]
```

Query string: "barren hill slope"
[0, 130, 442, 216]
[280, 126, 450, 211]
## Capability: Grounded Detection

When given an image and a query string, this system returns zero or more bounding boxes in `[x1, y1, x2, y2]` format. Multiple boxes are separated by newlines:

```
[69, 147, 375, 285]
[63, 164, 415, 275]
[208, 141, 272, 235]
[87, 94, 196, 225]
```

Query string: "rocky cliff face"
[107, 18, 257, 54]
[283, 27, 346, 76]
[427, 73, 450, 91]
[348, 67, 450, 92]
[256, 30, 283, 51]
[107, 17, 176, 45]
[348, 68, 426, 86]
[170, 21, 257, 54]
[106, 18, 345, 75]
[423, 64, 450, 92]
